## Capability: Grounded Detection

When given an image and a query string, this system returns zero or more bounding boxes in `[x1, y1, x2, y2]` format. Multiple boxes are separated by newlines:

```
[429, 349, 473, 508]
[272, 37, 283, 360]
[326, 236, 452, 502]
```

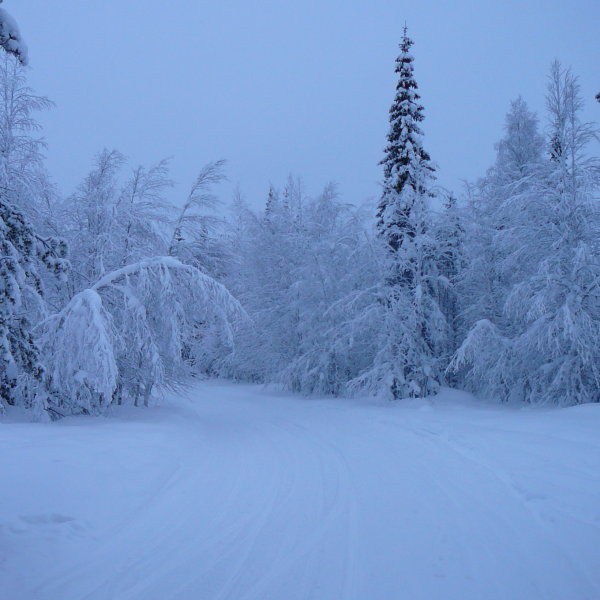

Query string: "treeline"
[1, 24, 599, 418]
[224, 31, 600, 405]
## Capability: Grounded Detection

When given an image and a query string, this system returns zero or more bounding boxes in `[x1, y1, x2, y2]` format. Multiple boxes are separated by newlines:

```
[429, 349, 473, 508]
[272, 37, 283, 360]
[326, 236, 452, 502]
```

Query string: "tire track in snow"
[6, 383, 600, 600]
[402, 418, 600, 598]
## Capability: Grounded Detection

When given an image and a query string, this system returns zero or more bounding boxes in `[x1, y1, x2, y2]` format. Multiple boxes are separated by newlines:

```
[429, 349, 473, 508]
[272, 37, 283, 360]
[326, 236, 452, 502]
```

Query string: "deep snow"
[1, 382, 600, 599]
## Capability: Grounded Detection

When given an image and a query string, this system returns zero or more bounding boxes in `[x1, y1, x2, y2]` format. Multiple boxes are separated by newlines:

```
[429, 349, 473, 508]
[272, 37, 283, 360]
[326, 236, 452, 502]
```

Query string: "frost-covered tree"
[505, 63, 600, 404]
[492, 96, 545, 188]
[264, 184, 279, 219]
[41, 257, 245, 415]
[452, 97, 546, 399]
[0, 200, 66, 411]
[223, 178, 310, 382]
[0, 1, 27, 65]
[62, 149, 125, 292]
[358, 188, 446, 400]
[434, 193, 465, 365]
[223, 180, 378, 394]
[0, 56, 67, 412]
[0, 13, 251, 417]
[362, 27, 445, 399]
[459, 97, 544, 332]
[168, 160, 228, 278]
[116, 159, 173, 267]
[278, 186, 379, 395]
[377, 27, 434, 255]
[453, 63, 600, 405]
[61, 151, 175, 297]
[0, 56, 54, 226]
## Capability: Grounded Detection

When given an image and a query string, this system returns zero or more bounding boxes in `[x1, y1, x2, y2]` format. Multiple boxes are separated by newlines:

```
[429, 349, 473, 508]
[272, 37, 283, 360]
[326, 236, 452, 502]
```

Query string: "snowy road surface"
[2, 382, 600, 599]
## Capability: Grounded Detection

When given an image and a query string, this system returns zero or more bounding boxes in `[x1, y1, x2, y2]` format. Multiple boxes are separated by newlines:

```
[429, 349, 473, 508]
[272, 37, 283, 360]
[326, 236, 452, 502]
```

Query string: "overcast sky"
[10, 0, 600, 209]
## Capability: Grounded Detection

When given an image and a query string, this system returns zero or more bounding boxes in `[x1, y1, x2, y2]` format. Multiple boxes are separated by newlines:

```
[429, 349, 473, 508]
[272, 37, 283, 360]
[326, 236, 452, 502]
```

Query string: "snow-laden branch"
[41, 256, 246, 415]
[0, 5, 28, 65]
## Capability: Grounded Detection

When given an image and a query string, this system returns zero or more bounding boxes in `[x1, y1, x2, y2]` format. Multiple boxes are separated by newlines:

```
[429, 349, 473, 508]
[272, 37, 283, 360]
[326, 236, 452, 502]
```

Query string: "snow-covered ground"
[2, 382, 600, 600]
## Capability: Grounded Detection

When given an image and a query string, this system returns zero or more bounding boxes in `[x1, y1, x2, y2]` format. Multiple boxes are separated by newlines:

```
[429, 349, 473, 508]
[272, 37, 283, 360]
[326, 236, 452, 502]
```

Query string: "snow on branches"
[0, 197, 67, 411]
[41, 257, 246, 416]
[367, 27, 447, 400]
[452, 62, 600, 405]
[0, 2, 27, 65]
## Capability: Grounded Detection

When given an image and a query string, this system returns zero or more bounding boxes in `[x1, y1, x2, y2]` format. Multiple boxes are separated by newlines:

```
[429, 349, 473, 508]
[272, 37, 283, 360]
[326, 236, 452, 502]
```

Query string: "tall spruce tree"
[377, 26, 434, 258]
[365, 27, 446, 400]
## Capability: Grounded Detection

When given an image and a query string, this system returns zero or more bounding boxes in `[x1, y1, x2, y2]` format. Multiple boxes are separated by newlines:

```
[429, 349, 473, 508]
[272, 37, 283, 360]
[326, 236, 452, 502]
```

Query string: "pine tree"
[377, 26, 434, 259]
[363, 27, 445, 400]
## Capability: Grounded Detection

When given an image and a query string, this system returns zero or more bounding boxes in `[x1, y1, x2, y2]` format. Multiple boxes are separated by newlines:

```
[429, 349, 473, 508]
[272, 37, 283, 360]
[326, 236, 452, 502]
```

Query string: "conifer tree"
[0, 1, 27, 65]
[0, 55, 67, 412]
[364, 27, 445, 400]
[264, 185, 279, 219]
[377, 26, 434, 260]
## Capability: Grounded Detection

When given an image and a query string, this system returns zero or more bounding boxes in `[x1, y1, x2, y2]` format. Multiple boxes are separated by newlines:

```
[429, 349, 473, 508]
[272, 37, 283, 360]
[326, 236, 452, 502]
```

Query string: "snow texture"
[1, 381, 600, 599]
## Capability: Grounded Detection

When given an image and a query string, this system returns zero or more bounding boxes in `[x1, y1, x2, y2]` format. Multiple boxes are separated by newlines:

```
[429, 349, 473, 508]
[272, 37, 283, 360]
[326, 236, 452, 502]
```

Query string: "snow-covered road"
[2, 382, 600, 599]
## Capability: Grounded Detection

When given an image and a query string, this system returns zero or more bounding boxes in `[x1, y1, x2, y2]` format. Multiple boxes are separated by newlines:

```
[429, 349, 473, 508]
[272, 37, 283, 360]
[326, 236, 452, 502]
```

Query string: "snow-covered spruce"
[0, 2, 27, 65]
[40, 257, 246, 416]
[0, 56, 67, 413]
[0, 197, 67, 412]
[362, 26, 447, 400]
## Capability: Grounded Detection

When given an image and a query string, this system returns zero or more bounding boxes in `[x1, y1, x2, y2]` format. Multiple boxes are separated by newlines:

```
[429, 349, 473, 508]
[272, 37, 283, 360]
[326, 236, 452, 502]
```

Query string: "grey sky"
[11, 0, 600, 209]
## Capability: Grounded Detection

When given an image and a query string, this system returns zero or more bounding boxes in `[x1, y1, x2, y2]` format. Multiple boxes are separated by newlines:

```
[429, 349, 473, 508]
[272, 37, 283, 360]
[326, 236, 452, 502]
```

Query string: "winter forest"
[2, 2, 600, 599]
[2, 15, 599, 418]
